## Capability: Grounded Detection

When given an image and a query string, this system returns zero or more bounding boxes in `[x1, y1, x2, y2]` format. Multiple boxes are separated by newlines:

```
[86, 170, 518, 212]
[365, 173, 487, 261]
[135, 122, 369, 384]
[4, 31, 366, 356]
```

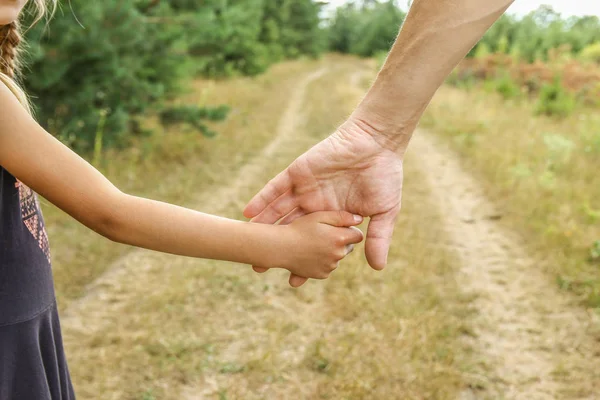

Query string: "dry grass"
[421, 85, 600, 308]
[52, 55, 473, 399]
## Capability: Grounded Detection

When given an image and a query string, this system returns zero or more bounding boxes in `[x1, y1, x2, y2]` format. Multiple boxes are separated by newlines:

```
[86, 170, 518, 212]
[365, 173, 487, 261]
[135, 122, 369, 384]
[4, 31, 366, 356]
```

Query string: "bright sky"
[322, 0, 600, 17]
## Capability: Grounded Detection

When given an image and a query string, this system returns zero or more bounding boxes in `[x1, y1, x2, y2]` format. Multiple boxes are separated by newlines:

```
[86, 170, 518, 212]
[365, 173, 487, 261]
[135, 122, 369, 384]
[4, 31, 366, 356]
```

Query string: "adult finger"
[243, 169, 291, 219]
[278, 207, 306, 225]
[311, 210, 363, 227]
[251, 189, 298, 224]
[289, 274, 309, 288]
[365, 207, 399, 271]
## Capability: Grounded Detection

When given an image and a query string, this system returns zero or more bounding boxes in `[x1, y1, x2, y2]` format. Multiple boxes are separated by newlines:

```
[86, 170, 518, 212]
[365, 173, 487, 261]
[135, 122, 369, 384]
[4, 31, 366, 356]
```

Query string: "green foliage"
[141, 390, 156, 400]
[92, 109, 108, 166]
[329, 2, 599, 63]
[328, 2, 600, 64]
[374, 50, 388, 69]
[582, 203, 600, 224]
[188, 2, 272, 76]
[22, 0, 325, 151]
[591, 240, 600, 262]
[328, 1, 405, 57]
[159, 105, 230, 137]
[174, 0, 325, 77]
[219, 362, 246, 374]
[24, 1, 189, 151]
[474, 42, 491, 59]
[470, 8, 600, 62]
[580, 42, 600, 64]
[446, 69, 476, 90]
[493, 72, 521, 99]
[535, 77, 576, 117]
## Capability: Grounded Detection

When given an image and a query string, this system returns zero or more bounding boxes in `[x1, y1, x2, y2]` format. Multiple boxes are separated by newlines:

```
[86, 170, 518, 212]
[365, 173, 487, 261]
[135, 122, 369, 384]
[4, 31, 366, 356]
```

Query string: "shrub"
[535, 76, 576, 117]
[181, 0, 325, 78]
[580, 42, 600, 64]
[592, 240, 600, 260]
[328, 1, 405, 57]
[493, 72, 521, 99]
[159, 105, 230, 137]
[24, 1, 191, 151]
[22, 0, 326, 151]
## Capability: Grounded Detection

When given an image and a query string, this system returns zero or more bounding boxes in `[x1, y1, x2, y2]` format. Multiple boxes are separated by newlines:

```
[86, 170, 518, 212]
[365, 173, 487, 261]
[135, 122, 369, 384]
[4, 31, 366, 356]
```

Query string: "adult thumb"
[365, 209, 399, 271]
[313, 210, 363, 227]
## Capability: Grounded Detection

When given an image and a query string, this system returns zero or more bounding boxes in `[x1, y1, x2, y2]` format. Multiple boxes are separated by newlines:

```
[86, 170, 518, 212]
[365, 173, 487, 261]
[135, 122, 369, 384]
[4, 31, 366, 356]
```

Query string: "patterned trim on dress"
[15, 180, 51, 263]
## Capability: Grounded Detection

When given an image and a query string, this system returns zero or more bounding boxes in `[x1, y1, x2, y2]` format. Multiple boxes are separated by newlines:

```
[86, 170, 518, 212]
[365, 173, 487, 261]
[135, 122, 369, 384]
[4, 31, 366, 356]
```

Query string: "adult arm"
[245, 0, 515, 286]
[351, 0, 515, 153]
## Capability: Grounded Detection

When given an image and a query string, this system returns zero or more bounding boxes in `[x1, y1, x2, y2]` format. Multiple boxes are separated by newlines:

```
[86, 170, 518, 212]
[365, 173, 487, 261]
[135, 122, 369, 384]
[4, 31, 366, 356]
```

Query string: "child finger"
[313, 210, 363, 227]
[345, 244, 355, 255]
[343, 226, 364, 244]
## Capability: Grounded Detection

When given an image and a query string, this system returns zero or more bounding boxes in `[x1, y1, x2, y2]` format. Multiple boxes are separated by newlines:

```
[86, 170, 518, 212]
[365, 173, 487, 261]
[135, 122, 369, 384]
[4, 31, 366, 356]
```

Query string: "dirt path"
[60, 67, 339, 399]
[59, 58, 600, 399]
[62, 67, 326, 324]
[409, 131, 600, 399]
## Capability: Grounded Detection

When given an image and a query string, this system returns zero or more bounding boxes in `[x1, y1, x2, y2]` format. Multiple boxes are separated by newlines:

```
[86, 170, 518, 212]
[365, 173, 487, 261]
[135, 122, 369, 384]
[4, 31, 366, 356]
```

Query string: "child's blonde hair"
[0, 0, 57, 113]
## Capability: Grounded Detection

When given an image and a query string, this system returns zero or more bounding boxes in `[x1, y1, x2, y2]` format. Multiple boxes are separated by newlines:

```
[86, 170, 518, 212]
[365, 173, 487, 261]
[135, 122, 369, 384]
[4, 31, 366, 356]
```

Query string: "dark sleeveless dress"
[0, 167, 75, 399]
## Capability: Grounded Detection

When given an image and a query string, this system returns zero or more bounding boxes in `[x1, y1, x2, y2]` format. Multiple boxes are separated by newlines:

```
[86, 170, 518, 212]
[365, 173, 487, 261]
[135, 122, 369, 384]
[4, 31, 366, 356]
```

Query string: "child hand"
[278, 211, 364, 282]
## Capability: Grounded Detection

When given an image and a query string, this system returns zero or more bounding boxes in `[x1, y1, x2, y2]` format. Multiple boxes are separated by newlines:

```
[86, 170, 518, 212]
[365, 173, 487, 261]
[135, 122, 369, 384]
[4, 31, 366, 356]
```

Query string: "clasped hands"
[243, 118, 404, 287]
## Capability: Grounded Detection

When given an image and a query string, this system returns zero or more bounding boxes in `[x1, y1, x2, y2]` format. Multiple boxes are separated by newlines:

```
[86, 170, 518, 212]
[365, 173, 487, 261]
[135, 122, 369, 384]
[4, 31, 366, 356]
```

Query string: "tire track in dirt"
[181, 65, 379, 400]
[61, 67, 327, 333]
[409, 131, 600, 399]
[59, 68, 344, 400]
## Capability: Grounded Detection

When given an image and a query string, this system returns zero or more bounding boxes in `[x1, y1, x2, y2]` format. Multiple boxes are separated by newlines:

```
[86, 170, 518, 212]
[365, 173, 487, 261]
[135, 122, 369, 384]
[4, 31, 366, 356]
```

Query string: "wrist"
[341, 112, 412, 155]
[251, 223, 293, 270]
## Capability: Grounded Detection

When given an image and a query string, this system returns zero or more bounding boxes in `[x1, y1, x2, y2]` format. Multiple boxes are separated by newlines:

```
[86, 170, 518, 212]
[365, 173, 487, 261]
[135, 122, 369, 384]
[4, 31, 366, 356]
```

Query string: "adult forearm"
[351, 0, 514, 152]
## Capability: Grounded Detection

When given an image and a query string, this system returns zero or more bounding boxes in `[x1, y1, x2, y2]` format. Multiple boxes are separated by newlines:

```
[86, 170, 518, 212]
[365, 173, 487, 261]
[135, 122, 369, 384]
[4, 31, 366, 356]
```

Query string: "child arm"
[0, 83, 363, 278]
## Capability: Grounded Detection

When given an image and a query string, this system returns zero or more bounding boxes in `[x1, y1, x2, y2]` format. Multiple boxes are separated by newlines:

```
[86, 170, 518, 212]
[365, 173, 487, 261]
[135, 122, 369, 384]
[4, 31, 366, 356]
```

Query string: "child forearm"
[103, 193, 287, 268]
[1, 80, 364, 281]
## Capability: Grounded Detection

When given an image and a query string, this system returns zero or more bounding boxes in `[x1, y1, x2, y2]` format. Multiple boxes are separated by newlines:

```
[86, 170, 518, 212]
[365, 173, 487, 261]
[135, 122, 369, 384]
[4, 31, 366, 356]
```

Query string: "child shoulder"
[0, 75, 29, 109]
[0, 76, 33, 123]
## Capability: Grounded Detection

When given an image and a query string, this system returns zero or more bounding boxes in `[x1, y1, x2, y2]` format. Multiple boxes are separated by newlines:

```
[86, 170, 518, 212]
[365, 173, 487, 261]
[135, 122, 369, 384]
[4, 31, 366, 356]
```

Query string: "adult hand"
[243, 118, 403, 287]
[244, 0, 513, 288]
